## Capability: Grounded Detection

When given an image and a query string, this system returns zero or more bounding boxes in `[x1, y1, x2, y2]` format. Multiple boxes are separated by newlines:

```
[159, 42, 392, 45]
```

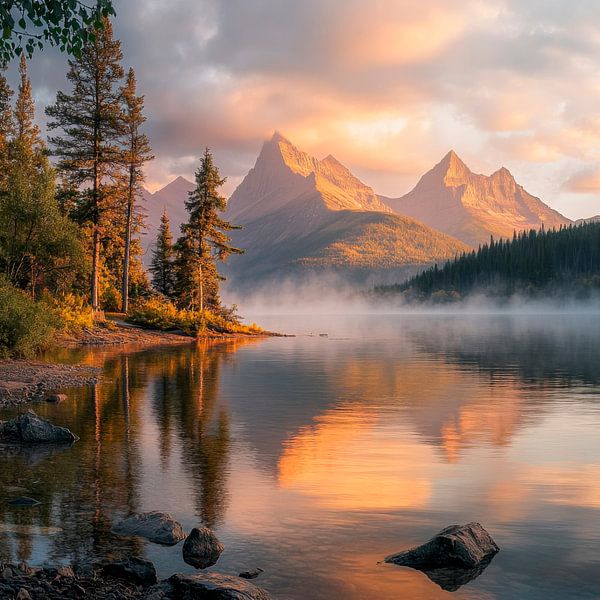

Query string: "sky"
[8, 0, 600, 220]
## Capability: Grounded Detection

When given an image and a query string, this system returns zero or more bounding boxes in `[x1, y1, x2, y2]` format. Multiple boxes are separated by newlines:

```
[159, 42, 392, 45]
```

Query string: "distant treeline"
[376, 222, 600, 302]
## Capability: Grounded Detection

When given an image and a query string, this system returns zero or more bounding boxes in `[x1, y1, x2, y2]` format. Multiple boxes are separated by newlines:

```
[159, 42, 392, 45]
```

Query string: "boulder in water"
[45, 393, 67, 404]
[182, 527, 224, 569]
[384, 523, 499, 591]
[0, 411, 78, 444]
[112, 511, 186, 546]
[239, 568, 264, 580]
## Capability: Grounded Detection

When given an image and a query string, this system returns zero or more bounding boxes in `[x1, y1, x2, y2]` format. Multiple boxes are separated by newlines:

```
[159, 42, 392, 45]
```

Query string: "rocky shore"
[0, 360, 101, 407]
[0, 563, 146, 599]
[0, 561, 272, 599]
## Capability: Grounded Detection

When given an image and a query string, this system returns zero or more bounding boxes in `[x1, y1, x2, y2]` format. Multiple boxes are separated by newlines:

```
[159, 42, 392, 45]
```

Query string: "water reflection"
[0, 315, 599, 599]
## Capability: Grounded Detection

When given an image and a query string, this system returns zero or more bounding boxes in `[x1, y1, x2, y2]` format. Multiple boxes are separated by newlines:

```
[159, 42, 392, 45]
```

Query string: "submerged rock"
[384, 522, 499, 591]
[112, 512, 186, 546]
[164, 572, 272, 600]
[7, 497, 40, 507]
[239, 568, 264, 580]
[0, 411, 78, 444]
[45, 393, 67, 404]
[102, 557, 157, 587]
[182, 527, 224, 569]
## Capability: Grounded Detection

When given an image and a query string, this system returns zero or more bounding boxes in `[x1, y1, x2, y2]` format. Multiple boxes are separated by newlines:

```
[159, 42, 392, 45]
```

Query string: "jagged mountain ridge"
[223, 134, 469, 287]
[227, 132, 392, 224]
[382, 151, 571, 246]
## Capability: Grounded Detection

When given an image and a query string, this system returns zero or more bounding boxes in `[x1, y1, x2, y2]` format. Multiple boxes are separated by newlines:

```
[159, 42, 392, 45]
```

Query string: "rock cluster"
[0, 561, 272, 600]
[0, 562, 146, 599]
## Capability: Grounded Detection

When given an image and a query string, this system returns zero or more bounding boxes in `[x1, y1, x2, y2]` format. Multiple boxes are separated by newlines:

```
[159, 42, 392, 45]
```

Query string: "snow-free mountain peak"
[383, 152, 571, 246]
[227, 133, 391, 222]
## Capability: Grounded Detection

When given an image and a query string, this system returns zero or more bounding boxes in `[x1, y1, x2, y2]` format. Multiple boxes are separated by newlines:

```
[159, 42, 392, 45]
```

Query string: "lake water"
[1, 313, 600, 599]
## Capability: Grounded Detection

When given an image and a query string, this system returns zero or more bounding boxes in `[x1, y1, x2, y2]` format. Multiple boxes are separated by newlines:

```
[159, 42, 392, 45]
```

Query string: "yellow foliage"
[126, 297, 263, 336]
[47, 293, 95, 332]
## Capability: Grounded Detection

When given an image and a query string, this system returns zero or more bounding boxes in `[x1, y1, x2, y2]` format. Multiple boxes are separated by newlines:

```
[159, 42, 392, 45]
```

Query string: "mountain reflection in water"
[0, 314, 599, 600]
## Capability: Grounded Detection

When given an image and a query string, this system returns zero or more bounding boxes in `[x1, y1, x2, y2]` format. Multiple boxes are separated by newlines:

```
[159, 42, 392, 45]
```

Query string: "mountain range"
[381, 150, 571, 246]
[140, 133, 581, 289]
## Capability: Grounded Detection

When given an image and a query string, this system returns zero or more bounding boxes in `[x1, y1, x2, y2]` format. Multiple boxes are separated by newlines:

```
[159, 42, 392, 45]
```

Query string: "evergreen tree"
[0, 67, 14, 188]
[385, 222, 600, 301]
[174, 149, 242, 312]
[119, 68, 153, 313]
[150, 208, 176, 297]
[0, 61, 81, 296]
[14, 54, 40, 152]
[45, 18, 124, 310]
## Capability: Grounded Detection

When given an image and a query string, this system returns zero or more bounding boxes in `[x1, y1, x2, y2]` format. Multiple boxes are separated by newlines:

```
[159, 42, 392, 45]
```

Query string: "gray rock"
[0, 411, 78, 444]
[182, 527, 224, 569]
[167, 572, 272, 600]
[239, 568, 263, 580]
[385, 523, 499, 591]
[102, 557, 157, 587]
[112, 511, 185, 546]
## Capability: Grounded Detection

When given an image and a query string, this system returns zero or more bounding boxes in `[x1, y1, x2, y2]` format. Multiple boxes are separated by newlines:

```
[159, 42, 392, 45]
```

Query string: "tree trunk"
[91, 224, 100, 310]
[198, 262, 204, 314]
[122, 172, 134, 313]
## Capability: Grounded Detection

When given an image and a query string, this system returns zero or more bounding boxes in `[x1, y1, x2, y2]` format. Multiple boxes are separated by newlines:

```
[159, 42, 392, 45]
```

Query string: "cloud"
[565, 166, 600, 193]
[4, 0, 600, 217]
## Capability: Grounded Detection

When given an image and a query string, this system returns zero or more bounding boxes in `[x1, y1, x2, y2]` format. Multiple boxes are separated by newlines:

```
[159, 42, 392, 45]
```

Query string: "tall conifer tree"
[0, 68, 13, 190]
[174, 148, 242, 312]
[0, 59, 81, 295]
[119, 68, 153, 313]
[46, 18, 124, 310]
[14, 55, 40, 152]
[150, 208, 176, 297]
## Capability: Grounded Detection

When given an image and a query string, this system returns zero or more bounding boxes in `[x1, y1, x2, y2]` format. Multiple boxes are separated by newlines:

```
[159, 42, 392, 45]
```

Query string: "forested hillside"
[377, 223, 600, 301]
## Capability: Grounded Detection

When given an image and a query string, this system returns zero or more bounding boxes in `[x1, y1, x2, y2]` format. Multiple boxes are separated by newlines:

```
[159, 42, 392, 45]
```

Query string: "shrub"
[0, 277, 58, 357]
[126, 296, 263, 336]
[48, 293, 95, 332]
[101, 285, 122, 312]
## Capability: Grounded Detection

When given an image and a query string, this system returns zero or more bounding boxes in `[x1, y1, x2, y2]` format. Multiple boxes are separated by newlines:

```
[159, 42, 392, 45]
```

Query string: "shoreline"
[0, 323, 276, 408]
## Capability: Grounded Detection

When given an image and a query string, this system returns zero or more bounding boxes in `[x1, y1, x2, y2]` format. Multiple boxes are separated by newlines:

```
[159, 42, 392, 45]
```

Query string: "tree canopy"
[0, 0, 115, 63]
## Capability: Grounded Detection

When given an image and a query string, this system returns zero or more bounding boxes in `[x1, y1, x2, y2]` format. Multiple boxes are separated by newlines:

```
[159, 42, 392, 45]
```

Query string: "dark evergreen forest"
[377, 223, 600, 301]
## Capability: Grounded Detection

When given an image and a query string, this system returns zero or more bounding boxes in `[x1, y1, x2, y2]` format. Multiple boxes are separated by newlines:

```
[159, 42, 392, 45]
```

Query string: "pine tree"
[0, 67, 14, 189]
[174, 148, 243, 313]
[0, 61, 81, 296]
[45, 18, 125, 310]
[150, 208, 176, 297]
[119, 68, 153, 313]
[14, 55, 40, 153]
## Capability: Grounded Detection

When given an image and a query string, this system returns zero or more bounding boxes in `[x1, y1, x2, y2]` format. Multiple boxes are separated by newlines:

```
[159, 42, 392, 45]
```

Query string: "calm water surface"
[1, 314, 600, 599]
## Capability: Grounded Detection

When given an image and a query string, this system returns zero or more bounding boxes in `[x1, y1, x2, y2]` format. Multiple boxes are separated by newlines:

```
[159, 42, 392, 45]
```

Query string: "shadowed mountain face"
[222, 134, 468, 288]
[382, 151, 571, 247]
